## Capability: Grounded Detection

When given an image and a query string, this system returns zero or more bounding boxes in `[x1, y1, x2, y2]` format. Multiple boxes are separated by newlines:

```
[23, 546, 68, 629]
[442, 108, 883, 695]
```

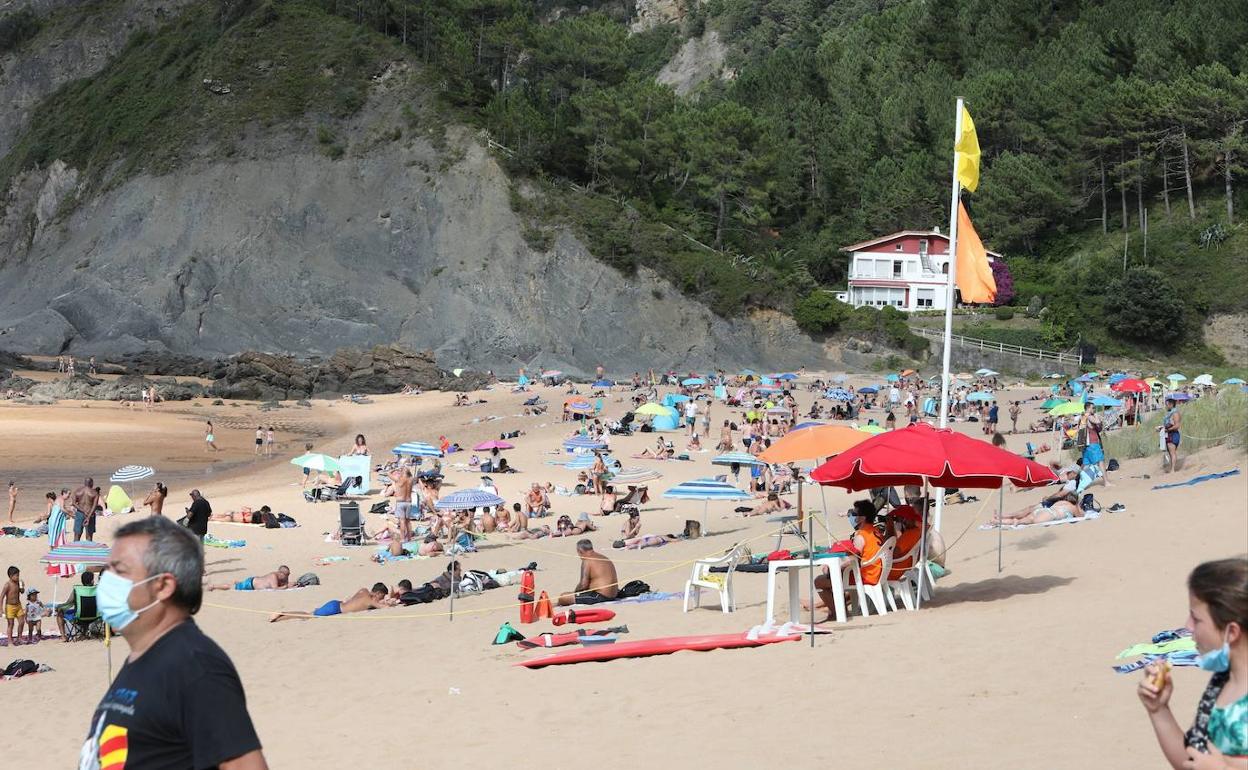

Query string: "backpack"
[3, 659, 38, 678]
[277, 512, 296, 526]
[369, 501, 390, 514]
[294, 572, 319, 587]
[616, 580, 650, 599]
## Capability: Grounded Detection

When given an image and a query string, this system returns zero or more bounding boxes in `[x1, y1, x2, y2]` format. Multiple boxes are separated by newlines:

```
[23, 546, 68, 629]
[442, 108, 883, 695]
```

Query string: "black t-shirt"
[80, 619, 260, 769]
[187, 498, 212, 537]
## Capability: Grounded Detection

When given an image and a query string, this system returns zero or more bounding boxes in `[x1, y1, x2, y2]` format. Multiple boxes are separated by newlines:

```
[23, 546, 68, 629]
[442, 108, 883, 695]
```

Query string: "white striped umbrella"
[392, 442, 443, 457]
[290, 453, 341, 472]
[110, 465, 154, 483]
[608, 467, 663, 485]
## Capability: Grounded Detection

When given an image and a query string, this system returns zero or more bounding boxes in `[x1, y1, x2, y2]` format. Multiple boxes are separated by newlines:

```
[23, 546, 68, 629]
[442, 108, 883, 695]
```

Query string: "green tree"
[1103, 267, 1186, 345]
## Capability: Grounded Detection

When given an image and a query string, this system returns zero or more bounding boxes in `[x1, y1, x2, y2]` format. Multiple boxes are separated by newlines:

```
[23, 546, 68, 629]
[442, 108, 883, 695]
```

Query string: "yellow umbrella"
[635, 402, 673, 416]
[858, 424, 886, 434]
[1048, 401, 1084, 416]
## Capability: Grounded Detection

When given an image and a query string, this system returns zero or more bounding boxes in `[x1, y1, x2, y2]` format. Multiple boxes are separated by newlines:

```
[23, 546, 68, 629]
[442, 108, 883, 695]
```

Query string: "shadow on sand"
[930, 573, 1075, 606]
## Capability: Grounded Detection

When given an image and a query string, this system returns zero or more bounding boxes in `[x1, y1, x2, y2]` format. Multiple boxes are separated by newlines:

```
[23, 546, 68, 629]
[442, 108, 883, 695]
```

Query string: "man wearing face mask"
[79, 516, 266, 770]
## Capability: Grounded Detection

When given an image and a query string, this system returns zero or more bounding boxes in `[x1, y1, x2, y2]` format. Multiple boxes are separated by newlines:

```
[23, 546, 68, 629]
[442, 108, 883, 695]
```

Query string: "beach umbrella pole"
[916, 480, 930, 610]
[997, 486, 1004, 573]
[804, 476, 815, 647]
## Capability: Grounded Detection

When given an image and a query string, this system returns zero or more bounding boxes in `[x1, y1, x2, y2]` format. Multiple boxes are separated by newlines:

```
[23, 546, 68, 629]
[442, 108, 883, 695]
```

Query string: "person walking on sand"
[205, 420, 218, 452]
[1162, 397, 1182, 473]
[254, 426, 264, 456]
[265, 426, 275, 457]
[7, 482, 16, 524]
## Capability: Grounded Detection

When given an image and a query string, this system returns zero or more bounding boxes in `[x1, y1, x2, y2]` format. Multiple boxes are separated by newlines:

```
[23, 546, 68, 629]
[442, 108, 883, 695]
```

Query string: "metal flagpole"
[934, 96, 966, 534]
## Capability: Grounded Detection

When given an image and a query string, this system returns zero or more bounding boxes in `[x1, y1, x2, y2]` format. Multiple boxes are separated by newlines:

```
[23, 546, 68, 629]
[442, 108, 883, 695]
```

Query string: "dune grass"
[1104, 388, 1248, 461]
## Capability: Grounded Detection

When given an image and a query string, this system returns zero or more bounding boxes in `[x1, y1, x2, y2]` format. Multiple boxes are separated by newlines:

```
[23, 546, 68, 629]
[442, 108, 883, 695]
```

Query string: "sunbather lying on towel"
[612, 534, 677, 550]
[989, 499, 1083, 526]
[208, 565, 291, 591]
[270, 583, 396, 621]
[209, 505, 271, 524]
[740, 492, 788, 517]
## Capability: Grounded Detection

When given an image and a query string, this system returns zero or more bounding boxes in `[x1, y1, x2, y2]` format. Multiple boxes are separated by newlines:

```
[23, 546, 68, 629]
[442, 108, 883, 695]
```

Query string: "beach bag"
[262, 511, 280, 529]
[277, 513, 297, 525]
[294, 572, 319, 587]
[616, 580, 650, 599]
[369, 501, 390, 514]
[1107, 458, 1120, 472]
[1075, 426, 1088, 448]
[683, 519, 701, 539]
[3, 659, 38, 678]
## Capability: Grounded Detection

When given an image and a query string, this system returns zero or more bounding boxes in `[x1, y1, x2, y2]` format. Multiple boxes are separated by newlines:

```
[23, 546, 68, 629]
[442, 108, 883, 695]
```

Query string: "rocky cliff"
[0, 2, 829, 376]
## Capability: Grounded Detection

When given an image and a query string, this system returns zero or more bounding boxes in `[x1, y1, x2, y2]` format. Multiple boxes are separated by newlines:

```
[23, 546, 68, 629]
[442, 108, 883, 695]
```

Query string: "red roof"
[841, 230, 1002, 259]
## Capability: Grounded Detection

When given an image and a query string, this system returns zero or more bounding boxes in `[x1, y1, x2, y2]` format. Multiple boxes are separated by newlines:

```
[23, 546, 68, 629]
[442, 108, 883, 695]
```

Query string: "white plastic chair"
[684, 543, 750, 613]
[841, 536, 895, 617]
[885, 538, 925, 611]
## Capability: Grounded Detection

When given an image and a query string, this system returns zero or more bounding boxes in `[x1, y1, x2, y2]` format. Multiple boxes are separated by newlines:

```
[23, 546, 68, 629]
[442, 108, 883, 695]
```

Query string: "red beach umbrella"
[810, 422, 1056, 490]
[1110, 378, 1150, 394]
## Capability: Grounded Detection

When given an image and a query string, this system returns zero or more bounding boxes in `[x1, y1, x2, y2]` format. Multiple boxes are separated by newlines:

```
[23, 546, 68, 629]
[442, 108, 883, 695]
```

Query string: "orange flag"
[955, 202, 997, 304]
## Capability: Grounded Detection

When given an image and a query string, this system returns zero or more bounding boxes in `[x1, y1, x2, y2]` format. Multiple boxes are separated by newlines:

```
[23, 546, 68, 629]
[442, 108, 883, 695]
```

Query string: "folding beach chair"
[339, 502, 363, 546]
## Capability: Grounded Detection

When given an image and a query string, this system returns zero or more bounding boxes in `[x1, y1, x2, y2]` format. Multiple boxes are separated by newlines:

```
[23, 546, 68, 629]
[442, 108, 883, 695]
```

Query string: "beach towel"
[978, 509, 1102, 531]
[1111, 628, 1199, 673]
[314, 556, 350, 566]
[598, 591, 683, 606]
[1151, 469, 1240, 490]
[203, 534, 246, 548]
[0, 633, 62, 647]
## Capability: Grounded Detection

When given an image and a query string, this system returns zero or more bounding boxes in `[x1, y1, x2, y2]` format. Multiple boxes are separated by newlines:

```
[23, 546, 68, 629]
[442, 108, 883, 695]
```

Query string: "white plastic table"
[764, 555, 850, 625]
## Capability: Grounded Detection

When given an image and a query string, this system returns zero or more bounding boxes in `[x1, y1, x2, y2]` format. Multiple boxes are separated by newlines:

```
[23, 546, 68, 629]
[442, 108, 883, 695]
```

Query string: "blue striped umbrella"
[392, 442, 443, 457]
[609, 467, 663, 485]
[774, 373, 799, 381]
[712, 452, 765, 467]
[563, 436, 606, 451]
[792, 421, 825, 431]
[662, 478, 753, 529]
[110, 465, 154, 483]
[966, 391, 994, 402]
[565, 453, 617, 470]
[435, 489, 507, 511]
[592, 379, 614, 388]
[825, 388, 853, 401]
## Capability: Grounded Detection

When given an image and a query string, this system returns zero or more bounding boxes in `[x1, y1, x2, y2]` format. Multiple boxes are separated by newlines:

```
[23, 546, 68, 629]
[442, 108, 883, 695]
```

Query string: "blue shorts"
[313, 600, 342, 617]
[235, 577, 255, 591]
[1082, 443, 1104, 465]
[1168, 431, 1181, 447]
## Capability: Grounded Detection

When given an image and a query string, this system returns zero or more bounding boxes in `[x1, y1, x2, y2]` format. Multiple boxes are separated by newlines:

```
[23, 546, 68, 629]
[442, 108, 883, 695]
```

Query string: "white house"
[833, 229, 999, 312]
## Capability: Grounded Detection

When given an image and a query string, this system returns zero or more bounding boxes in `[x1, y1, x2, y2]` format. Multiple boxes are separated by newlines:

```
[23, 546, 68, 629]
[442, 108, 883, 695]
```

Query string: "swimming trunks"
[393, 502, 413, 519]
[235, 577, 255, 591]
[1167, 431, 1181, 447]
[574, 591, 611, 605]
[313, 600, 342, 617]
[4, 604, 25, 620]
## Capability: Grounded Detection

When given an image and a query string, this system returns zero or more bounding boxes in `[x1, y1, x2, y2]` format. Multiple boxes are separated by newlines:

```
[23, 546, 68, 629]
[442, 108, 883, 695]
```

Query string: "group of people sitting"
[803, 487, 949, 622]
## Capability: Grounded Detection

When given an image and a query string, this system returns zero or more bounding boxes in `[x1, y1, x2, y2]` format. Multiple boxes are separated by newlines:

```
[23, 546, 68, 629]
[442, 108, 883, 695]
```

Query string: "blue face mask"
[1195, 630, 1232, 673]
[97, 571, 162, 631]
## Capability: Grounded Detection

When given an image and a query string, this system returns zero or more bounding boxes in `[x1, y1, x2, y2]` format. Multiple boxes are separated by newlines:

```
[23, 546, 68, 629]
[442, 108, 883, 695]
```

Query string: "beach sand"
[1, 377, 1243, 769]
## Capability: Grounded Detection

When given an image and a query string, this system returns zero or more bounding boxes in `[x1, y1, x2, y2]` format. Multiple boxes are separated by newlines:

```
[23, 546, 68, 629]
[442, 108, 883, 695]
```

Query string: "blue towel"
[1151, 468, 1240, 490]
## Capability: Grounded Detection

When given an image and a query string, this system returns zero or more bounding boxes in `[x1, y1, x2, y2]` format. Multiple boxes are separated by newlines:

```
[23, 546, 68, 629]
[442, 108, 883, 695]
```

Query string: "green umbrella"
[1048, 401, 1084, 416]
[1040, 397, 1067, 410]
[290, 453, 340, 473]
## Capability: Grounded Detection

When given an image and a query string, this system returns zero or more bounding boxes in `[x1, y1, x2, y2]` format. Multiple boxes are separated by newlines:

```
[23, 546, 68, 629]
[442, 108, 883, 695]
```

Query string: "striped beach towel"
[45, 507, 76, 578]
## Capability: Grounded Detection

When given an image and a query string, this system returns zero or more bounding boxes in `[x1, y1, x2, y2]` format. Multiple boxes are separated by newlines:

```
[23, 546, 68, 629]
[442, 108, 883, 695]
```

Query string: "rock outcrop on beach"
[208, 345, 493, 401]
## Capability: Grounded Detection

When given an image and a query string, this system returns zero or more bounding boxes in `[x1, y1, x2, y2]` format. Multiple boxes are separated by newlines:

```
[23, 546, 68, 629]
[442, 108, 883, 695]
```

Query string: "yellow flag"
[956, 202, 996, 304]
[955, 105, 980, 192]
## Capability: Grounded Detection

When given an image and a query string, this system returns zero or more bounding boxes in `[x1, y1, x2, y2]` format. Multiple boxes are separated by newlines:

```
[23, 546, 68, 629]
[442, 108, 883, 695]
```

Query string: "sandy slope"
[1, 379, 1244, 769]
